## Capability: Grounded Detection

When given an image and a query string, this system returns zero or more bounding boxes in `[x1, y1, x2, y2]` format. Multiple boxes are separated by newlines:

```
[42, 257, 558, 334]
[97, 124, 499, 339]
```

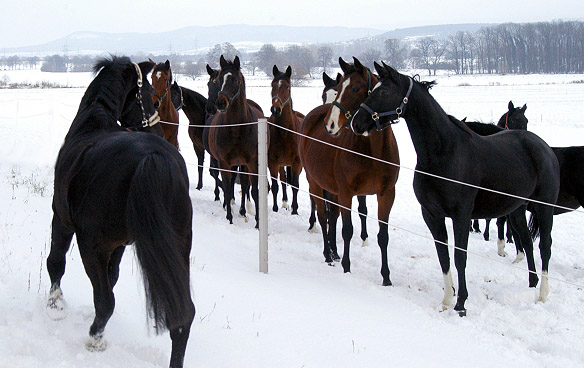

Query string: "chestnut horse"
[268, 65, 305, 214]
[299, 58, 400, 286]
[152, 60, 179, 148]
[208, 55, 266, 227]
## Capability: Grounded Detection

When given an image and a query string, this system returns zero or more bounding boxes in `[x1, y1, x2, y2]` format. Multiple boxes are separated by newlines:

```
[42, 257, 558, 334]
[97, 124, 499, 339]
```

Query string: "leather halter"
[332, 69, 373, 120]
[218, 83, 241, 111]
[504, 112, 510, 130]
[132, 62, 160, 128]
[358, 77, 413, 131]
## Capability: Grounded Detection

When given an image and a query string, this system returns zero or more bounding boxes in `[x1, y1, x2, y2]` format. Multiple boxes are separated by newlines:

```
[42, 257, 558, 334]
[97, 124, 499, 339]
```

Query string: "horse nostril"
[154, 101, 160, 109]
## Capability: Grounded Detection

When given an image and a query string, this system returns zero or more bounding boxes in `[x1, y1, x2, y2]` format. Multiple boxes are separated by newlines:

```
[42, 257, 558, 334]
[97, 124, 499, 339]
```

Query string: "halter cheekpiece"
[132, 62, 160, 128]
[359, 77, 413, 131]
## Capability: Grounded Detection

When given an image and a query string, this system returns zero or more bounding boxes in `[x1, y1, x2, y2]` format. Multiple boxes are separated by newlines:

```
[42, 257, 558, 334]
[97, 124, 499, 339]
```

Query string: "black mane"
[93, 55, 131, 75]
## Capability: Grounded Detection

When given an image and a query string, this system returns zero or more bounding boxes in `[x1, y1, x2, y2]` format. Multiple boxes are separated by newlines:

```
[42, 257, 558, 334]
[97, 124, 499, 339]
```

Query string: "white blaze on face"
[372, 81, 382, 91]
[324, 89, 337, 104]
[326, 76, 351, 134]
[221, 72, 232, 92]
[155, 71, 162, 81]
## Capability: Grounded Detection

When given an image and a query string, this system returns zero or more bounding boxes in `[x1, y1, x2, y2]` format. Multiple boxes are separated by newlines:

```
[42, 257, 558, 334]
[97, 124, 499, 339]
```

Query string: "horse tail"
[127, 152, 194, 332]
[528, 212, 541, 241]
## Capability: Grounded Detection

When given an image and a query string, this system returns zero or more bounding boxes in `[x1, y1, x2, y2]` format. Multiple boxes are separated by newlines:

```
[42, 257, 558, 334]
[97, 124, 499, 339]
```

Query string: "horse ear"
[273, 65, 279, 77]
[220, 55, 227, 69]
[206, 64, 214, 77]
[234, 56, 240, 69]
[374, 61, 385, 77]
[461, 117, 467, 122]
[165, 60, 170, 70]
[323, 72, 332, 85]
[339, 57, 350, 74]
[508, 100, 515, 111]
[521, 104, 527, 112]
[138, 60, 155, 75]
[285, 65, 292, 78]
[335, 73, 342, 84]
[148, 58, 154, 63]
[381, 61, 400, 83]
[353, 57, 364, 72]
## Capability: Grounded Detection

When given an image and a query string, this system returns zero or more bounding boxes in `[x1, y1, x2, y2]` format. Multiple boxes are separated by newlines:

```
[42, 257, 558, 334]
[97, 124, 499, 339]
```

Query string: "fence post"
[258, 118, 269, 273]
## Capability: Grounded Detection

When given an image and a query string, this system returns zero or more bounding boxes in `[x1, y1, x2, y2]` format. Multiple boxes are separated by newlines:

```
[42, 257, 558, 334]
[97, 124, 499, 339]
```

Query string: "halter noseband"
[218, 72, 241, 111]
[358, 77, 413, 131]
[332, 69, 373, 120]
[272, 95, 290, 108]
[132, 62, 160, 128]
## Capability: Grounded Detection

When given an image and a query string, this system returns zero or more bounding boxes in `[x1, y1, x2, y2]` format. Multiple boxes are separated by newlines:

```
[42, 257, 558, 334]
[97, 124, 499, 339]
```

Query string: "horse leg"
[290, 163, 301, 215]
[532, 203, 554, 302]
[46, 215, 74, 319]
[77, 236, 116, 352]
[269, 165, 280, 212]
[210, 156, 222, 201]
[281, 166, 289, 211]
[248, 164, 260, 229]
[195, 146, 205, 190]
[505, 216, 514, 243]
[239, 173, 250, 218]
[107, 246, 125, 288]
[326, 191, 341, 262]
[220, 169, 234, 224]
[471, 219, 481, 233]
[421, 208, 454, 310]
[508, 205, 539, 288]
[508, 221, 525, 264]
[310, 184, 332, 263]
[169, 321, 193, 368]
[496, 216, 507, 257]
[483, 218, 491, 241]
[308, 196, 318, 232]
[377, 188, 396, 286]
[357, 195, 368, 246]
[338, 194, 353, 274]
[451, 214, 472, 316]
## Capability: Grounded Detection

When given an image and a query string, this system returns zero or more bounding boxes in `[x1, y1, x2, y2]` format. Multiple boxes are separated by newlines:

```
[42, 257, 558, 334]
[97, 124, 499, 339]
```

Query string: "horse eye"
[352, 87, 360, 93]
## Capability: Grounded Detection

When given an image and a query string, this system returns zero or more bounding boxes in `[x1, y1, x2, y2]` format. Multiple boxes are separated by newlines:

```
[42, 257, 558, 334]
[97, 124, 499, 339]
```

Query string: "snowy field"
[1, 66, 584, 367]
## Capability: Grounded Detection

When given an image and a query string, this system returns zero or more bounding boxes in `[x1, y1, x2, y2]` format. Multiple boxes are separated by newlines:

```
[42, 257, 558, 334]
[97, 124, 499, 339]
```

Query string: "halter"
[504, 112, 510, 130]
[332, 69, 373, 120]
[358, 77, 413, 131]
[271, 95, 290, 108]
[218, 84, 241, 110]
[132, 62, 160, 128]
[174, 85, 184, 112]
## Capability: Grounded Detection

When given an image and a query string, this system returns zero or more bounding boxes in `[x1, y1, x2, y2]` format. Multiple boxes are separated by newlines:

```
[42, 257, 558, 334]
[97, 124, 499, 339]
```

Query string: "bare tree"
[317, 46, 334, 73]
[384, 38, 408, 69]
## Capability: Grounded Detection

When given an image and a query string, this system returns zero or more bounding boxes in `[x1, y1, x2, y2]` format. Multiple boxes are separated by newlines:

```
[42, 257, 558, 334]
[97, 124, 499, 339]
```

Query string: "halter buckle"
[345, 111, 353, 120]
[371, 112, 380, 121]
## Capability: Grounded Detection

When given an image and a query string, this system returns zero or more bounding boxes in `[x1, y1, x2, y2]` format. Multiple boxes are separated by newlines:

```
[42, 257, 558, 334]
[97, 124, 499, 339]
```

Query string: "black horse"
[351, 62, 559, 315]
[46, 56, 195, 367]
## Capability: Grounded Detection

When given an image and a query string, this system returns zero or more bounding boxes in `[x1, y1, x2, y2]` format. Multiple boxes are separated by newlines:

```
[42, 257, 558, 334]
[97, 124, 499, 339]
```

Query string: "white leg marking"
[361, 237, 369, 247]
[246, 198, 256, 216]
[512, 251, 525, 264]
[282, 200, 290, 210]
[308, 224, 318, 233]
[46, 287, 67, 320]
[497, 239, 507, 257]
[538, 271, 549, 302]
[86, 333, 107, 352]
[442, 271, 455, 310]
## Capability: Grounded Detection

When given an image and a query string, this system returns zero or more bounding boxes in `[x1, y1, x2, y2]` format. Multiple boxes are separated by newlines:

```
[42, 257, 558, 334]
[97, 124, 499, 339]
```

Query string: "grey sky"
[1, 0, 582, 48]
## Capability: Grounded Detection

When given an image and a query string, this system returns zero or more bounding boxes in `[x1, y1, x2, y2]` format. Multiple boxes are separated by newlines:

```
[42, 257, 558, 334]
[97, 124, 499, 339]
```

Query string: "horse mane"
[93, 55, 131, 75]
[420, 80, 437, 90]
[462, 119, 505, 136]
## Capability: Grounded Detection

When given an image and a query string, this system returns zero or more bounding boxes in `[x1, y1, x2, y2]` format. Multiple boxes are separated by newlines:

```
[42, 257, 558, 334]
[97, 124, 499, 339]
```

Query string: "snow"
[1, 68, 584, 367]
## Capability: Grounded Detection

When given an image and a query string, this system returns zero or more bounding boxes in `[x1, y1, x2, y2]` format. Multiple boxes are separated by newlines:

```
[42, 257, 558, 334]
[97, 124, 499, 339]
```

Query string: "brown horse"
[299, 57, 400, 286]
[151, 60, 179, 148]
[268, 65, 305, 214]
[208, 55, 266, 227]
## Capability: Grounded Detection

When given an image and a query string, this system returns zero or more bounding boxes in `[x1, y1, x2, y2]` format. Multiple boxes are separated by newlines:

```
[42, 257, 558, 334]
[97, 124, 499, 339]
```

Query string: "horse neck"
[67, 73, 127, 139]
[403, 85, 464, 161]
[275, 100, 296, 128]
[224, 89, 251, 122]
[159, 94, 178, 122]
[182, 88, 207, 123]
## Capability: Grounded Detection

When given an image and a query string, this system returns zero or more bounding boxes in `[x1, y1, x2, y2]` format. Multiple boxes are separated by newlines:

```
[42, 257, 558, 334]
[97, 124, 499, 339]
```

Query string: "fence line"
[184, 160, 584, 290]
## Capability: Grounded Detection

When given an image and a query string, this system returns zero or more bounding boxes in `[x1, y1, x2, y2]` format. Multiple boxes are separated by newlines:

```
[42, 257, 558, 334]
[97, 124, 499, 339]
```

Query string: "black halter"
[218, 85, 241, 111]
[175, 85, 184, 112]
[332, 69, 373, 120]
[132, 62, 160, 128]
[358, 77, 413, 131]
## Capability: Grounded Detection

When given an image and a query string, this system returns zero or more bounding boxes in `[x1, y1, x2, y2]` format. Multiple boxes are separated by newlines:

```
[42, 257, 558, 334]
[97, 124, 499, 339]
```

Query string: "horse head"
[215, 55, 244, 113]
[322, 71, 341, 104]
[351, 61, 413, 136]
[324, 57, 378, 136]
[151, 60, 173, 110]
[118, 59, 162, 136]
[498, 100, 528, 130]
[270, 65, 292, 118]
[170, 81, 183, 111]
[205, 64, 220, 115]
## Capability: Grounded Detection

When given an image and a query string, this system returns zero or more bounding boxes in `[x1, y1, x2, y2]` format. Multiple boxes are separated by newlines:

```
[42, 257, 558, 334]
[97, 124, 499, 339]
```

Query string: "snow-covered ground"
[1, 67, 584, 367]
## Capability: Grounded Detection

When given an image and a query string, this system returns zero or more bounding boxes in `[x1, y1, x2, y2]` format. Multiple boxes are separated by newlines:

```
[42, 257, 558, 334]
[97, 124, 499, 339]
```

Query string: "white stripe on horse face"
[372, 81, 382, 91]
[326, 76, 351, 133]
[221, 72, 232, 91]
[155, 71, 162, 80]
[324, 89, 337, 104]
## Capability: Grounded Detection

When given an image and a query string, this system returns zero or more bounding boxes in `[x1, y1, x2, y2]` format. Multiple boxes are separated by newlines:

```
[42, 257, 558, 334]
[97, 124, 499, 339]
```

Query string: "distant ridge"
[377, 23, 492, 40]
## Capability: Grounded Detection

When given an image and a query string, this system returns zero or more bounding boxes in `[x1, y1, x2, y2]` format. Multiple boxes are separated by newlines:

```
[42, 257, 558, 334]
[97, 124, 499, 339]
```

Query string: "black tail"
[528, 212, 540, 241]
[127, 152, 194, 332]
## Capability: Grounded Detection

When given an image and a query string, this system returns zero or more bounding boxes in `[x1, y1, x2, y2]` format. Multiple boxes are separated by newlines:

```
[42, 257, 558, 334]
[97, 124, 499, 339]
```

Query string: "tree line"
[3, 20, 583, 77]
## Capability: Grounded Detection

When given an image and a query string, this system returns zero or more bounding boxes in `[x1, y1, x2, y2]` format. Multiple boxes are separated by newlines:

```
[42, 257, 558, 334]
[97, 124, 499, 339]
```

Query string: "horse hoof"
[308, 225, 318, 233]
[196, 184, 203, 191]
[272, 206, 278, 212]
[512, 251, 525, 264]
[86, 335, 107, 352]
[382, 279, 392, 286]
[282, 201, 290, 210]
[456, 309, 467, 317]
[46, 288, 67, 320]
[362, 238, 369, 247]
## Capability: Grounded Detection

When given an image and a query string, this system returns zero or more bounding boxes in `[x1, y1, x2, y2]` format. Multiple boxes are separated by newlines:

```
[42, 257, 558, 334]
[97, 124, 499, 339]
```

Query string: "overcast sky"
[1, 0, 582, 48]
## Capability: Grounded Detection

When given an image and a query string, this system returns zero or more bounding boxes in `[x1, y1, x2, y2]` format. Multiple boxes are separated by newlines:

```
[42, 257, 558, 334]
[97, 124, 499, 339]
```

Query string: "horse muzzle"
[271, 106, 281, 117]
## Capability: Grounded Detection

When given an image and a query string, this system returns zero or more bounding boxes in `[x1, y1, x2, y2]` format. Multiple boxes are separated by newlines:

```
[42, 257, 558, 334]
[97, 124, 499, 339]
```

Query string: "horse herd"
[44, 55, 583, 367]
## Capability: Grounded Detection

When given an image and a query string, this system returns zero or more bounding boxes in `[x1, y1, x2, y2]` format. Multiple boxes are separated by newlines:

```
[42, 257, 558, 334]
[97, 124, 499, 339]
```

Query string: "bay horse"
[299, 58, 400, 286]
[152, 60, 180, 148]
[351, 62, 559, 314]
[170, 80, 208, 190]
[46, 56, 194, 367]
[268, 65, 305, 214]
[208, 55, 266, 227]
[322, 71, 342, 104]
